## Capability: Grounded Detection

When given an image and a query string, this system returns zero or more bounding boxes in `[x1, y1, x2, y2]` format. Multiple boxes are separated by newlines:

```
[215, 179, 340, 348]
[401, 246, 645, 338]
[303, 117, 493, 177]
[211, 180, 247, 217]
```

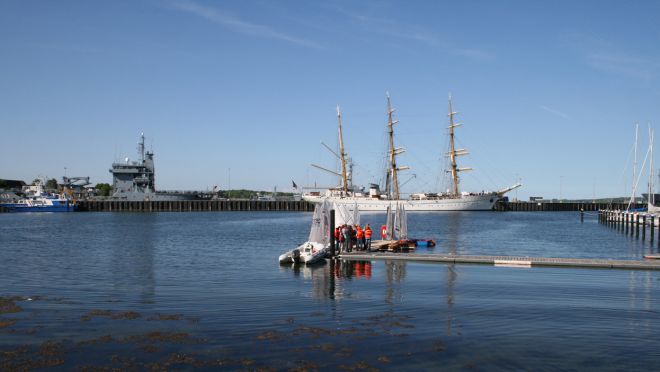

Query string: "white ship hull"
[302, 193, 499, 211]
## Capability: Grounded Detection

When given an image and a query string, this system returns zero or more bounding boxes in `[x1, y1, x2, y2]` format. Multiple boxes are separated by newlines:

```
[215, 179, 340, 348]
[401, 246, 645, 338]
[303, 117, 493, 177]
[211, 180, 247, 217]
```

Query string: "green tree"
[0, 180, 8, 189]
[95, 183, 112, 197]
[45, 178, 59, 190]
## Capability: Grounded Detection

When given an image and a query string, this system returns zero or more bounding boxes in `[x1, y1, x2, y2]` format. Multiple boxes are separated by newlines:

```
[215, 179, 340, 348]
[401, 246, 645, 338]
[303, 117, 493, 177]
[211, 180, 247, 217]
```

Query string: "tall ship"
[302, 94, 520, 211]
[109, 133, 198, 201]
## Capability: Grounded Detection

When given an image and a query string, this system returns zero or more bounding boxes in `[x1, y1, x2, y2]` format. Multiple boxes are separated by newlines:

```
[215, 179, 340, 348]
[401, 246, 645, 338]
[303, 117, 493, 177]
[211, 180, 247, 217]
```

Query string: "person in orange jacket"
[356, 226, 364, 251]
[364, 224, 373, 251]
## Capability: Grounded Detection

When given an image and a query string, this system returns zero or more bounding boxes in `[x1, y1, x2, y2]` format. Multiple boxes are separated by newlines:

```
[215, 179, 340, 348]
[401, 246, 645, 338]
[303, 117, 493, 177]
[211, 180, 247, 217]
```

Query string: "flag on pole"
[292, 180, 298, 189]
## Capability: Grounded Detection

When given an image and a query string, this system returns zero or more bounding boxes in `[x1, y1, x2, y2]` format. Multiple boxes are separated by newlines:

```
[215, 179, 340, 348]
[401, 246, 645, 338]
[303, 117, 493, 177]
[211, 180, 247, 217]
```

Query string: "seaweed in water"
[0, 298, 23, 314]
[80, 310, 142, 322]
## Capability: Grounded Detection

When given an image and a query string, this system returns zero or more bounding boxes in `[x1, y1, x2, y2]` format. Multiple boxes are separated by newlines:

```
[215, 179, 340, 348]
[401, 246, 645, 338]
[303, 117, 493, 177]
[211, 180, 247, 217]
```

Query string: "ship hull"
[0, 204, 76, 212]
[302, 194, 499, 211]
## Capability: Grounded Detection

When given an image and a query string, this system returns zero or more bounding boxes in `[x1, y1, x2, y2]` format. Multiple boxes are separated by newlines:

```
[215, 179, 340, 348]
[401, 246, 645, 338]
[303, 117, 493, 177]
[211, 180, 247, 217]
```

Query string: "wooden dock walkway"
[338, 252, 660, 271]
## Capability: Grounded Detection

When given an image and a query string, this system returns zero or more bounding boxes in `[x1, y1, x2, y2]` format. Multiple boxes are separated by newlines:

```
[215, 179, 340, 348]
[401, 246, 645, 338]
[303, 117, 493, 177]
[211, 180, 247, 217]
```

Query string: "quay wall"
[77, 199, 316, 212]
[494, 201, 643, 212]
[72, 200, 643, 213]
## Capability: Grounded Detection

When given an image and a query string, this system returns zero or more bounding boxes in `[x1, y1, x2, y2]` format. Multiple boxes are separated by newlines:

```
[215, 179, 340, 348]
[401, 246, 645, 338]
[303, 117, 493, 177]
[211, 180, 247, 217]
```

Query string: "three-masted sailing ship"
[301, 93, 521, 211]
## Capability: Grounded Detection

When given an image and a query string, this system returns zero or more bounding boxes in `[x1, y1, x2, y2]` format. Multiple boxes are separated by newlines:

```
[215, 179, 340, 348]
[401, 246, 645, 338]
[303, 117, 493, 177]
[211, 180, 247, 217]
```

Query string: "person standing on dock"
[356, 226, 364, 251]
[338, 226, 345, 253]
[350, 225, 357, 251]
[364, 224, 373, 251]
[342, 224, 350, 253]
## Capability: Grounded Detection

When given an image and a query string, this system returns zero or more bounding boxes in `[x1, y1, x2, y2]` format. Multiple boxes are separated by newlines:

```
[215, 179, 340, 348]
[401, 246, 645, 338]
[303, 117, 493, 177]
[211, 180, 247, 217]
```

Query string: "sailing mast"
[337, 105, 349, 196]
[627, 124, 639, 211]
[650, 127, 655, 208]
[385, 92, 409, 200]
[446, 94, 472, 196]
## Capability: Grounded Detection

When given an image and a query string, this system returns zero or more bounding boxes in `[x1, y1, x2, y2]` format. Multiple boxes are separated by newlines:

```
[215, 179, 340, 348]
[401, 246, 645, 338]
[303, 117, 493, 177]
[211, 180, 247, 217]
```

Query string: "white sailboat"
[302, 93, 521, 211]
[384, 202, 407, 240]
[279, 200, 331, 264]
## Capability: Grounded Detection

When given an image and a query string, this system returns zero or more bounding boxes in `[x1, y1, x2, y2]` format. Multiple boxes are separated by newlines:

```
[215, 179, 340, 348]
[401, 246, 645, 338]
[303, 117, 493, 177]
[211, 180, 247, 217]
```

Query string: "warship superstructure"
[109, 133, 197, 201]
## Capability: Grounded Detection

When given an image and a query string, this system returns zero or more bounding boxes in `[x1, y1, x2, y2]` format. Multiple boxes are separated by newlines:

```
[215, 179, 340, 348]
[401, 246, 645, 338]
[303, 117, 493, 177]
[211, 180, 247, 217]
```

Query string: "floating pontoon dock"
[339, 253, 660, 271]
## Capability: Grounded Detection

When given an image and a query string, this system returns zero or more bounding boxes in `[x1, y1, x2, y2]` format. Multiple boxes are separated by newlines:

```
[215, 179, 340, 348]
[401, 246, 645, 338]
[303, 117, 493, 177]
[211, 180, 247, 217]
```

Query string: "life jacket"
[364, 227, 372, 239]
[334, 228, 340, 239]
[357, 229, 364, 239]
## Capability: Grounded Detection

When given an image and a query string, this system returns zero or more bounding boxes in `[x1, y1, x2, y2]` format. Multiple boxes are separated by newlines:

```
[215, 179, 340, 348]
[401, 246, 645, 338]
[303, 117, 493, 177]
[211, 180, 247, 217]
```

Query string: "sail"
[308, 200, 331, 244]
[307, 202, 323, 243]
[385, 204, 394, 240]
[334, 202, 360, 228]
[397, 202, 408, 239]
[352, 201, 360, 227]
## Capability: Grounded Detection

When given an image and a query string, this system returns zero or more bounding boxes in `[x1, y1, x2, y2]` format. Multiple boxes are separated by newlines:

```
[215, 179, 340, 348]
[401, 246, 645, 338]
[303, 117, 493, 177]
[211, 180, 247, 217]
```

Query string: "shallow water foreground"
[1, 212, 659, 370]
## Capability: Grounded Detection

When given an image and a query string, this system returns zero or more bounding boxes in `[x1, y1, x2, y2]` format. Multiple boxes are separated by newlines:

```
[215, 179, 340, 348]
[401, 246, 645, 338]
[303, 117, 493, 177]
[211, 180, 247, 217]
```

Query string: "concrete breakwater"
[71, 200, 642, 212]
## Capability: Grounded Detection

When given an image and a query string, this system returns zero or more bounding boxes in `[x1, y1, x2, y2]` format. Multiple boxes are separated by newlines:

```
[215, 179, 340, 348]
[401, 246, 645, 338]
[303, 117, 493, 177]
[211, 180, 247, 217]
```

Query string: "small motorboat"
[278, 248, 301, 264]
[278, 200, 332, 264]
[298, 241, 328, 265]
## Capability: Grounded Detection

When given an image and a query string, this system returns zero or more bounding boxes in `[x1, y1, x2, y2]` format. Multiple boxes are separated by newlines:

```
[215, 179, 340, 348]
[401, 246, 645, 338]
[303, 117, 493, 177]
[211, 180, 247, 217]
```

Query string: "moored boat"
[279, 200, 332, 264]
[0, 181, 76, 212]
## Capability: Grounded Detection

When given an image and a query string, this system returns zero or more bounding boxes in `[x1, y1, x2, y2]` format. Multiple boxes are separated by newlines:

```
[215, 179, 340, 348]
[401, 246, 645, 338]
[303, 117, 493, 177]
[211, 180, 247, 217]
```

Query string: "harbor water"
[1, 211, 659, 370]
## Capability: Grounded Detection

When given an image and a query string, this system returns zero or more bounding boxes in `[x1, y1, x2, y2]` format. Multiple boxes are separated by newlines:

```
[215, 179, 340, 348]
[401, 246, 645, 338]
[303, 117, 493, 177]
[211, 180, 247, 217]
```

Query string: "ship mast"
[138, 132, 145, 163]
[446, 94, 471, 196]
[337, 105, 349, 196]
[385, 92, 409, 199]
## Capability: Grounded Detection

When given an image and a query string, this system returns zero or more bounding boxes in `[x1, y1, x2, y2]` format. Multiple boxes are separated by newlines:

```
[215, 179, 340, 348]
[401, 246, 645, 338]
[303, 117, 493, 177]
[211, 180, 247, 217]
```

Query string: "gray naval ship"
[109, 133, 200, 201]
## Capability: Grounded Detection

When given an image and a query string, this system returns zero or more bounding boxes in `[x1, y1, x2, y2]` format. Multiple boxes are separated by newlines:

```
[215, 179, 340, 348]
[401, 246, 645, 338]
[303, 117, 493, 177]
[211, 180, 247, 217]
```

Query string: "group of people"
[334, 223, 373, 253]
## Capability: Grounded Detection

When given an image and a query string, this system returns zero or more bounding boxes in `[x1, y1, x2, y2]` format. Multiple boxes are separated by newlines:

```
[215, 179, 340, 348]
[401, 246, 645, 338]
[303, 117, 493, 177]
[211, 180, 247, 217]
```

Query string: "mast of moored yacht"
[627, 124, 639, 211]
[337, 105, 349, 196]
[650, 126, 655, 208]
[385, 92, 409, 200]
[447, 94, 472, 196]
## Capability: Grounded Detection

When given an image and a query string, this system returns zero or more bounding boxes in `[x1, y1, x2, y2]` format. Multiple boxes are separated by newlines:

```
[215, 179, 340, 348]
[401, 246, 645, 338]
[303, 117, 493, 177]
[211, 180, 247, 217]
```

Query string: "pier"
[494, 201, 642, 212]
[77, 199, 315, 212]
[597, 209, 660, 245]
[0, 199, 640, 213]
[72, 200, 641, 213]
[339, 252, 660, 271]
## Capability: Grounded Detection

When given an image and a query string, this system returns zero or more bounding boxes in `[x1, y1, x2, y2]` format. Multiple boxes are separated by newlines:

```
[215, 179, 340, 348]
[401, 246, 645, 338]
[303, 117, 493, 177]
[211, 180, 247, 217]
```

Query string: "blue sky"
[1, 0, 660, 199]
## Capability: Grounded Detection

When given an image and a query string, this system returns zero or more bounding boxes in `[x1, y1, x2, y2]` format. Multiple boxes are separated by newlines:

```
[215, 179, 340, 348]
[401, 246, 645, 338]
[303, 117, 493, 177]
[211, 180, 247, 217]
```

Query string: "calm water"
[1, 211, 659, 370]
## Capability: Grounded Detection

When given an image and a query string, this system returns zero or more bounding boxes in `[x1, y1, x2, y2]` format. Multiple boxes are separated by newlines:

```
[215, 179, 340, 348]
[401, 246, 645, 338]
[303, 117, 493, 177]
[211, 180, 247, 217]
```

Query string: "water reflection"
[384, 260, 406, 304]
[443, 213, 462, 335]
[333, 260, 372, 280]
[108, 214, 156, 303]
[281, 260, 374, 300]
